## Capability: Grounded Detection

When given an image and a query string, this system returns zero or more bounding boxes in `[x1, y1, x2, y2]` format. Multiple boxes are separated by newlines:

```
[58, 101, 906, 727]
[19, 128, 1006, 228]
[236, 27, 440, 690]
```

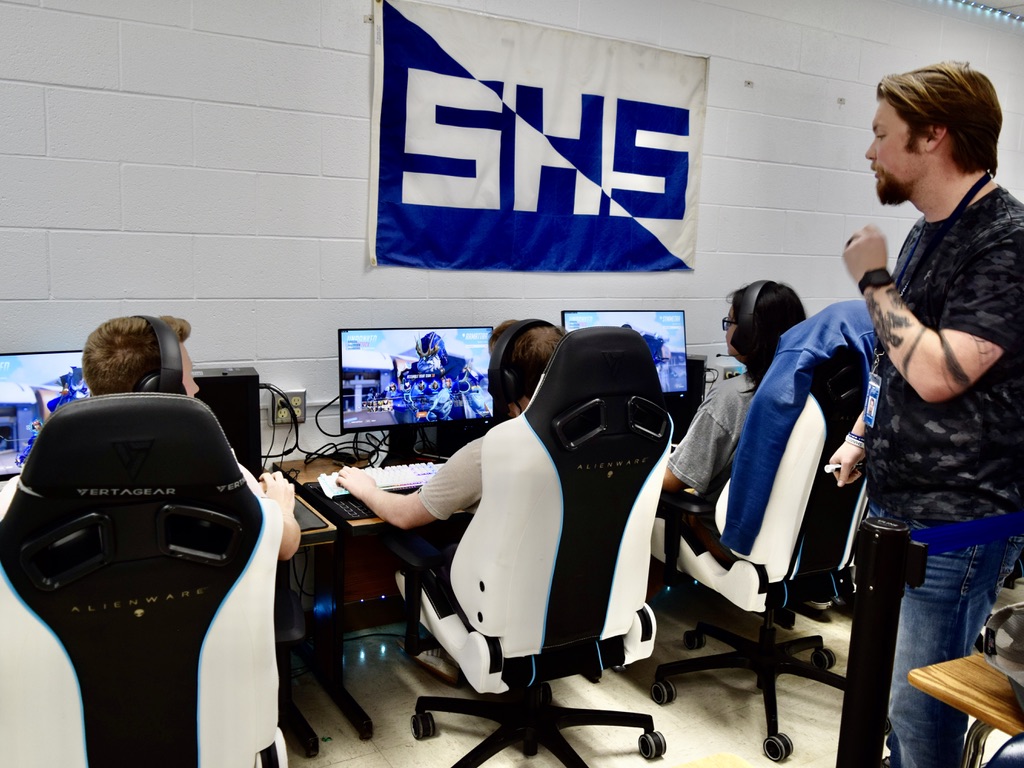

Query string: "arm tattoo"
[938, 330, 971, 387]
[867, 285, 912, 352]
[899, 326, 928, 375]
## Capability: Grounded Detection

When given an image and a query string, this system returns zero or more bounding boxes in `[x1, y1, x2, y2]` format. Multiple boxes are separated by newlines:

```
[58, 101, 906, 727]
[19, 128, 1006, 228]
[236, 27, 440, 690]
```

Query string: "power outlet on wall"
[270, 389, 306, 425]
[721, 365, 745, 380]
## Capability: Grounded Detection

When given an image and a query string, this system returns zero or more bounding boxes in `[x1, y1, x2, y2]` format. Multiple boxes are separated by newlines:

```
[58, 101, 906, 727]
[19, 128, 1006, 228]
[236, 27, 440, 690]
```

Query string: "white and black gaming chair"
[651, 345, 869, 762]
[382, 325, 673, 767]
[0, 394, 286, 768]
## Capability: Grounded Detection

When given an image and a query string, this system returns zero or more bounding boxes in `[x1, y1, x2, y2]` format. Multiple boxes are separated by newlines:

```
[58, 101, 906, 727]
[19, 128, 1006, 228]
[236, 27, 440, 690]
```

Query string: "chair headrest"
[18, 393, 245, 497]
[525, 326, 669, 452]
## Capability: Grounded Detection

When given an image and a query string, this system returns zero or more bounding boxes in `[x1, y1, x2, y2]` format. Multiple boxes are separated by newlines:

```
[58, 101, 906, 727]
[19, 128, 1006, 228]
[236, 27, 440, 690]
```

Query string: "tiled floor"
[284, 578, 1023, 767]
[286, 581, 868, 767]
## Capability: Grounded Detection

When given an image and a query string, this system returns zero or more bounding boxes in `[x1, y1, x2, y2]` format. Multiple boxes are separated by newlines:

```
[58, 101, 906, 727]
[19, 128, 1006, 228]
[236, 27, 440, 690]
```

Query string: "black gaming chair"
[382, 325, 673, 767]
[651, 345, 869, 762]
[0, 393, 286, 768]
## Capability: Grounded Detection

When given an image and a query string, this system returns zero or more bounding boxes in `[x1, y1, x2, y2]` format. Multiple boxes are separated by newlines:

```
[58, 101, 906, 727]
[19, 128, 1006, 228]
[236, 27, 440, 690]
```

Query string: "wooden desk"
[909, 653, 1024, 768]
[278, 498, 335, 757]
[276, 457, 469, 741]
[275, 458, 394, 741]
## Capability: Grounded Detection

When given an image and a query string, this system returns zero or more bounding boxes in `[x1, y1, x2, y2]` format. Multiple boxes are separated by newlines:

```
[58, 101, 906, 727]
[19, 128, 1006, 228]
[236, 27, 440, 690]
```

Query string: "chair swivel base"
[651, 619, 844, 762]
[411, 681, 666, 768]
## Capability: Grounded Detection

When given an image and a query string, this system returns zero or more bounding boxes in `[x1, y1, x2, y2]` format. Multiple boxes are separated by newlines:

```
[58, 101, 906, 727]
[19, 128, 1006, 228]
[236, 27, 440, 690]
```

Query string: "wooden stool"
[909, 653, 1024, 768]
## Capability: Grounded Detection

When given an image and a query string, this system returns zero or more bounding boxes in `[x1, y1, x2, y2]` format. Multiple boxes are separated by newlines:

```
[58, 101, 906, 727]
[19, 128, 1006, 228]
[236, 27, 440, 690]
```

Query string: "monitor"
[338, 326, 495, 457]
[560, 310, 688, 394]
[0, 350, 89, 479]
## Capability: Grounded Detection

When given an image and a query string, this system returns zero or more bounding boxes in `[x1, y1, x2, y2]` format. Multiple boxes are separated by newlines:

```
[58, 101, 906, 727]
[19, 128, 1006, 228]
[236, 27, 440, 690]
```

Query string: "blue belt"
[910, 510, 1024, 555]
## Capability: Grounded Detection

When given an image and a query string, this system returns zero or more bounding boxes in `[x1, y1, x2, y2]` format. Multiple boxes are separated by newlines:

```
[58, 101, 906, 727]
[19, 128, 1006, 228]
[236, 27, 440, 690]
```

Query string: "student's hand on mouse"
[260, 471, 295, 516]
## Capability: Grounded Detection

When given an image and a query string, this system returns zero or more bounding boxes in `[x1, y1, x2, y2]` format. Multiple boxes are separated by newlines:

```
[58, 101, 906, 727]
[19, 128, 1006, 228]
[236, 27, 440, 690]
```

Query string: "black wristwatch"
[858, 268, 893, 294]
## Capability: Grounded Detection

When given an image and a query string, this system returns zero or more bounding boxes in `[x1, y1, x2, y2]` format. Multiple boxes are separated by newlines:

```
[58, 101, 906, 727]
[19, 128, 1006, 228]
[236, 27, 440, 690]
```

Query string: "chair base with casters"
[383, 527, 668, 768]
[652, 497, 854, 763]
[412, 681, 666, 768]
[651, 604, 846, 762]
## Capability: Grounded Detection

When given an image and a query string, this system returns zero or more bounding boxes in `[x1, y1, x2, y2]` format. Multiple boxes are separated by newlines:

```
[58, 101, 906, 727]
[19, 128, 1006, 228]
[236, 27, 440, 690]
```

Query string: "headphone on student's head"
[132, 315, 186, 394]
[729, 280, 773, 357]
[488, 319, 555, 423]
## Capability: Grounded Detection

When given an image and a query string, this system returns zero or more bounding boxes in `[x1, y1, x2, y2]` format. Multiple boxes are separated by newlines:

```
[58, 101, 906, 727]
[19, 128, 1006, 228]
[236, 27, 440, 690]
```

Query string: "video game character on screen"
[339, 327, 494, 431]
[561, 311, 687, 394]
[1, 353, 90, 477]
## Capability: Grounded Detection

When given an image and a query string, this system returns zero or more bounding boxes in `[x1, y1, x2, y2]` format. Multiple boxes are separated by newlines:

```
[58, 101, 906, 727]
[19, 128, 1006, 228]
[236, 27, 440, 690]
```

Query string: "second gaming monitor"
[0, 349, 89, 479]
[338, 326, 494, 434]
[561, 310, 688, 394]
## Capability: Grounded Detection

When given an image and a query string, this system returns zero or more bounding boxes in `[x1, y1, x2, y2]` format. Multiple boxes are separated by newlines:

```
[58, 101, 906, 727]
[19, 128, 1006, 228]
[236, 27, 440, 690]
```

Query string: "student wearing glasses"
[662, 281, 805, 501]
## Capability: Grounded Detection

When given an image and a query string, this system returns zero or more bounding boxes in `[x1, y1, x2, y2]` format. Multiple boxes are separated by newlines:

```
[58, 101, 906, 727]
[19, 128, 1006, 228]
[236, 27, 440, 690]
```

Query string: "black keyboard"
[302, 482, 377, 520]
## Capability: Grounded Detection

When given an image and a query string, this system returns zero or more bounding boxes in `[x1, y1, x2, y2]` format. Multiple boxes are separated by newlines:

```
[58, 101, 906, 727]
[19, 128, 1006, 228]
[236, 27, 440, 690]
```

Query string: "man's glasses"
[722, 317, 737, 331]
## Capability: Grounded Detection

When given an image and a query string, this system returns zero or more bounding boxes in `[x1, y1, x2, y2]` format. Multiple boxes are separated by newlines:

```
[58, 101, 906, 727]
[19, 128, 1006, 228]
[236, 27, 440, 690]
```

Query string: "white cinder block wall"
[1, 0, 1022, 461]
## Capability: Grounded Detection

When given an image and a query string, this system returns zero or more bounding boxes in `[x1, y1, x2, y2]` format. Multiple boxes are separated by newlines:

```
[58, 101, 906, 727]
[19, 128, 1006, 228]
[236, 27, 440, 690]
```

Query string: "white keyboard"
[317, 462, 439, 498]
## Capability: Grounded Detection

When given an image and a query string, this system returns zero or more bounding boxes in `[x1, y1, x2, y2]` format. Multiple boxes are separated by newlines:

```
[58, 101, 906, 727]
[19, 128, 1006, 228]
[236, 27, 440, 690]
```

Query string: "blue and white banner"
[369, 0, 707, 272]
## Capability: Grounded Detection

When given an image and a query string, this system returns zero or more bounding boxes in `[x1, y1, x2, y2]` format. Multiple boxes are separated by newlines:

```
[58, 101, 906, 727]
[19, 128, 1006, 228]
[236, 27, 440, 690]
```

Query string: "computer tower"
[667, 355, 705, 443]
[194, 366, 263, 477]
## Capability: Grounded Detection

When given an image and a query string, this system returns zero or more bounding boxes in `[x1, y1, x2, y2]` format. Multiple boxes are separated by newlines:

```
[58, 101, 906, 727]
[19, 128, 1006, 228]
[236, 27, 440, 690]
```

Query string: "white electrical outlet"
[270, 389, 306, 425]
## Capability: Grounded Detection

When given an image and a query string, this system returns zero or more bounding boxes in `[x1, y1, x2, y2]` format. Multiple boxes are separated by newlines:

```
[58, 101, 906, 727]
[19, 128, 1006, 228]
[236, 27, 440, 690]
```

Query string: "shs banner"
[369, 0, 707, 272]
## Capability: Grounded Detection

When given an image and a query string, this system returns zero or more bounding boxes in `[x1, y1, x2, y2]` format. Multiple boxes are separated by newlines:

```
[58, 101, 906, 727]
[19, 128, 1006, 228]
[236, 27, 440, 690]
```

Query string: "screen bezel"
[560, 309, 688, 394]
[0, 349, 88, 480]
[337, 326, 495, 440]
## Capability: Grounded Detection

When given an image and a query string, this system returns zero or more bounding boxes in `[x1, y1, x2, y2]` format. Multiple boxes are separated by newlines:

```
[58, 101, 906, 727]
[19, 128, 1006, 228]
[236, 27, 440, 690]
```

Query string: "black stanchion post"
[836, 518, 927, 768]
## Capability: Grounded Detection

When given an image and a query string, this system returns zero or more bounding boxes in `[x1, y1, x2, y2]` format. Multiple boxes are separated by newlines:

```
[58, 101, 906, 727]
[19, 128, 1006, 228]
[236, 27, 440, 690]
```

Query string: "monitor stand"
[384, 419, 494, 465]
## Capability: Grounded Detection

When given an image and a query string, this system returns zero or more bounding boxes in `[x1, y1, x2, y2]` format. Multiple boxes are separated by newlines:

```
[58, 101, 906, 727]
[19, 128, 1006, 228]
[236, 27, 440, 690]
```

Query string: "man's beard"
[875, 167, 913, 206]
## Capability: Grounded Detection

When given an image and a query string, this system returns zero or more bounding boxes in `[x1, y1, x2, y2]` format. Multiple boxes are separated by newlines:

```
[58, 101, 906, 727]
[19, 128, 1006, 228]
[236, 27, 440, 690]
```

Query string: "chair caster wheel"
[639, 730, 667, 759]
[650, 679, 677, 705]
[411, 712, 435, 740]
[763, 732, 793, 762]
[811, 647, 837, 670]
[682, 629, 706, 650]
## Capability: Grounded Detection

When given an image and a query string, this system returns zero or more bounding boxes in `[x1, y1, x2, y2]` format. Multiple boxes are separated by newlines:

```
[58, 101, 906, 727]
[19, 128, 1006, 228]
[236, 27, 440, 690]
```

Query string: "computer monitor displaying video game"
[560, 310, 688, 394]
[0, 349, 89, 479]
[338, 326, 494, 455]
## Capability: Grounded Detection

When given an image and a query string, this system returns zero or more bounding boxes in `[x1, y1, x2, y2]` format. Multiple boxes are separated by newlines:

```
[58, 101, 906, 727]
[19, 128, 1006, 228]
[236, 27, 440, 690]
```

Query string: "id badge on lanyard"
[863, 371, 882, 428]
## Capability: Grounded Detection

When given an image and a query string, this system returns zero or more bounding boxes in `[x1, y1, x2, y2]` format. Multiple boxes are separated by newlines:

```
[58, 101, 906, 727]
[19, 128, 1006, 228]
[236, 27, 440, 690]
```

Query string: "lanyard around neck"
[895, 172, 992, 293]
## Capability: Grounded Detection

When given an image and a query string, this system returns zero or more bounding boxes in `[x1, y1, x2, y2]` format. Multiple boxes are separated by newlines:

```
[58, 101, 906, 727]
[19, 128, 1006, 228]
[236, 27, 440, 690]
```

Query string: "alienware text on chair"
[652, 342, 870, 763]
[382, 325, 673, 768]
[0, 394, 287, 768]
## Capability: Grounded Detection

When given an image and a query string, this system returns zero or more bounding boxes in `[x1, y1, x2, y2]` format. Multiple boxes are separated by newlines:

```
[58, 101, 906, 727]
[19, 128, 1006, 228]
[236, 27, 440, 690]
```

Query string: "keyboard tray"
[301, 482, 378, 520]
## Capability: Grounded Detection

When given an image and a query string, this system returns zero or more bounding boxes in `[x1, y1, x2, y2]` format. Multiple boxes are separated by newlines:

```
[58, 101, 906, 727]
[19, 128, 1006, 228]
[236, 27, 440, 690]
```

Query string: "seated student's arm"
[334, 466, 436, 529]
[260, 471, 301, 560]
[663, 467, 691, 494]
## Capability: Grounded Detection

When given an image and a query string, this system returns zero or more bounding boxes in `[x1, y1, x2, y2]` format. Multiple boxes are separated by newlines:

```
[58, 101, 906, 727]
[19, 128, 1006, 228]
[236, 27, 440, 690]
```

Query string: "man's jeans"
[871, 503, 1024, 768]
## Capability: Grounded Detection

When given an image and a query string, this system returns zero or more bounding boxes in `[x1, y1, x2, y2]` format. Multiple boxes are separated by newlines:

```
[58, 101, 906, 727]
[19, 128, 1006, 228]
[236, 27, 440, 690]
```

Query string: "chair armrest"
[657, 490, 714, 587]
[377, 527, 444, 656]
[378, 527, 444, 570]
[658, 490, 715, 517]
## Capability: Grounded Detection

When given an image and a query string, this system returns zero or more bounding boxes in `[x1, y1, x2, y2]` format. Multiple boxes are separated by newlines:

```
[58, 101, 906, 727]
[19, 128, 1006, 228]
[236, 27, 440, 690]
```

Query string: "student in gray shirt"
[664, 281, 805, 502]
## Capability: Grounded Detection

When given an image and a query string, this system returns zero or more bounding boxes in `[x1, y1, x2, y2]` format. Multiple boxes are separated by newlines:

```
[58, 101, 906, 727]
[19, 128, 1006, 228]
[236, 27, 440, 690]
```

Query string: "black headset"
[133, 315, 186, 395]
[729, 280, 773, 357]
[487, 319, 554, 423]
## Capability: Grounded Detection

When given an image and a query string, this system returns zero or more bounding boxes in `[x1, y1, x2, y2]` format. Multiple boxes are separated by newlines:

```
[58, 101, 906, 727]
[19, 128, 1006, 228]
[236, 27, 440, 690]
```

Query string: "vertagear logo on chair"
[112, 440, 154, 480]
[602, 351, 625, 380]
